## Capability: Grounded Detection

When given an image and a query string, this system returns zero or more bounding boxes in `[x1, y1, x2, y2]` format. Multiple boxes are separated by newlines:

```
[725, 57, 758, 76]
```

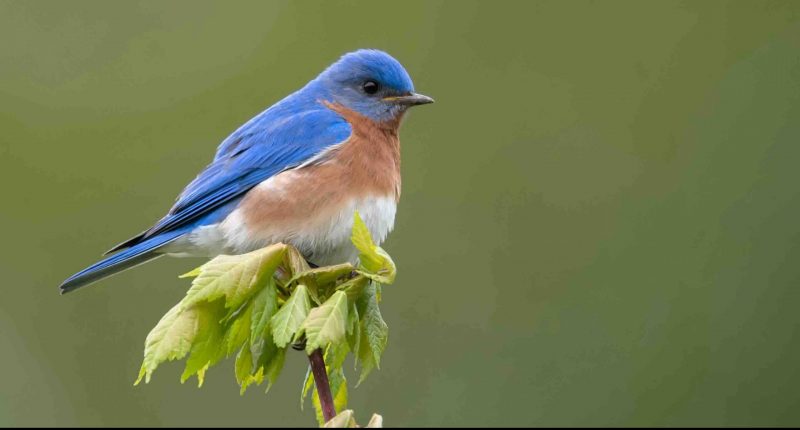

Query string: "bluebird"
[59, 49, 433, 293]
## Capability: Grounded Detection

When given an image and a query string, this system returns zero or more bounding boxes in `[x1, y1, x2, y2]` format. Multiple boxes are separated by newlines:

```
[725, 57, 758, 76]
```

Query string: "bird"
[59, 49, 433, 294]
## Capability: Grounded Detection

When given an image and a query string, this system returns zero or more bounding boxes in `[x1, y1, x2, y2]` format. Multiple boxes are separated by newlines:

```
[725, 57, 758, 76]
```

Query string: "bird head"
[315, 49, 434, 123]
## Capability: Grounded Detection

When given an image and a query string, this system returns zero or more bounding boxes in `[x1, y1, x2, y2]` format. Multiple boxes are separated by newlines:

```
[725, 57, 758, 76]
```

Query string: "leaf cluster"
[134, 212, 395, 425]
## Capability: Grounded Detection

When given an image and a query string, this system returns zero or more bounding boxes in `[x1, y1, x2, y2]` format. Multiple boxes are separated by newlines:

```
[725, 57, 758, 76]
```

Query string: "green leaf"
[300, 365, 314, 410]
[135, 303, 197, 385]
[300, 290, 349, 354]
[250, 279, 278, 346]
[180, 300, 227, 387]
[365, 413, 384, 428]
[184, 244, 287, 311]
[327, 341, 350, 372]
[238, 331, 287, 394]
[351, 211, 396, 284]
[179, 266, 202, 279]
[284, 246, 312, 275]
[325, 410, 357, 428]
[291, 263, 355, 287]
[258, 338, 287, 392]
[270, 284, 311, 348]
[221, 300, 253, 358]
[338, 275, 369, 303]
[356, 283, 388, 386]
[235, 343, 254, 393]
[346, 301, 360, 360]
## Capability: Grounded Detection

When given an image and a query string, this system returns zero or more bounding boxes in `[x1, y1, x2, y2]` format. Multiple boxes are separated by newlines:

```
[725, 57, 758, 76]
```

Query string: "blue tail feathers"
[59, 229, 186, 294]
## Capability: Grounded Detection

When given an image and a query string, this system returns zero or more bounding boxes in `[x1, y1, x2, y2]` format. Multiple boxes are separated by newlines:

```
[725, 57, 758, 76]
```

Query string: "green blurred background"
[1, 0, 799, 426]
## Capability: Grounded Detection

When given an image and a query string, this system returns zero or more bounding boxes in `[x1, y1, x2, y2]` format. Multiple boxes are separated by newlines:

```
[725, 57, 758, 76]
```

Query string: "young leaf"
[235, 343, 255, 392]
[356, 283, 388, 386]
[346, 301, 360, 360]
[271, 284, 311, 348]
[250, 279, 279, 345]
[238, 330, 287, 394]
[325, 410, 357, 428]
[351, 211, 396, 284]
[365, 414, 384, 428]
[237, 348, 268, 395]
[327, 341, 350, 372]
[180, 300, 227, 386]
[284, 245, 312, 275]
[247, 281, 279, 374]
[179, 266, 202, 279]
[135, 303, 197, 385]
[290, 263, 355, 288]
[221, 300, 253, 358]
[183, 244, 287, 311]
[338, 275, 369, 302]
[257, 336, 287, 392]
[300, 365, 314, 410]
[300, 290, 349, 354]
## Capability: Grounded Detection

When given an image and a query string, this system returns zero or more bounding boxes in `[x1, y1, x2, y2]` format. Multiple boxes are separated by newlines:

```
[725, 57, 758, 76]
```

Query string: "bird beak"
[384, 93, 435, 106]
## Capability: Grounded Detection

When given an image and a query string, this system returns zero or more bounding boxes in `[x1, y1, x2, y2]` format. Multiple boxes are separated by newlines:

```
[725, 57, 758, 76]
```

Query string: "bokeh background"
[1, 0, 799, 426]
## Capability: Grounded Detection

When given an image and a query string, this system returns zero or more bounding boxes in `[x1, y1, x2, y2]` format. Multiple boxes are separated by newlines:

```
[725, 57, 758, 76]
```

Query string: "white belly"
[164, 195, 397, 266]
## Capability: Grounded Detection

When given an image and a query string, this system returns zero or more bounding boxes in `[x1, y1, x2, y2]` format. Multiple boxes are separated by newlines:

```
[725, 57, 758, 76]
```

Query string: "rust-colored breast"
[237, 102, 402, 233]
[322, 101, 402, 200]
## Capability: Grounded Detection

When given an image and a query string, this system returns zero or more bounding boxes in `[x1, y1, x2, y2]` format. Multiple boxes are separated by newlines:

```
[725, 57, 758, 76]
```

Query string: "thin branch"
[308, 348, 336, 423]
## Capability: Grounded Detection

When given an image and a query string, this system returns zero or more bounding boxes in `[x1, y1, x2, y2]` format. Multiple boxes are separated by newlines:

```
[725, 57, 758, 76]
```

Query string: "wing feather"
[111, 106, 351, 250]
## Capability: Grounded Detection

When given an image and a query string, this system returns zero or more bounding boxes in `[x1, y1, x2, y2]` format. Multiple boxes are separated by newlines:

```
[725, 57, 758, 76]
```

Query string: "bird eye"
[362, 80, 380, 95]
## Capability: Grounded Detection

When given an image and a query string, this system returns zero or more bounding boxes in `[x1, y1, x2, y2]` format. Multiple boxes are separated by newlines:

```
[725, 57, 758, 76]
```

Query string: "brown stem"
[308, 348, 336, 423]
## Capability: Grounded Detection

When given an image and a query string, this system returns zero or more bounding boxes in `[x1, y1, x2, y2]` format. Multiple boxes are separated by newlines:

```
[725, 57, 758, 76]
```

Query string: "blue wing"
[62, 103, 350, 293]
[144, 108, 351, 240]
[102, 104, 350, 255]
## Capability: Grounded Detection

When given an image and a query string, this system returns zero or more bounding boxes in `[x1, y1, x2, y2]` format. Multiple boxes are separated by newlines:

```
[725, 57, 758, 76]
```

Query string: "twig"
[308, 348, 336, 423]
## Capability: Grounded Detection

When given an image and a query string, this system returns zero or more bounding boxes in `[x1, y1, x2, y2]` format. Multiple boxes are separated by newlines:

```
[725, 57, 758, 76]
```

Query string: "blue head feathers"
[309, 49, 433, 122]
